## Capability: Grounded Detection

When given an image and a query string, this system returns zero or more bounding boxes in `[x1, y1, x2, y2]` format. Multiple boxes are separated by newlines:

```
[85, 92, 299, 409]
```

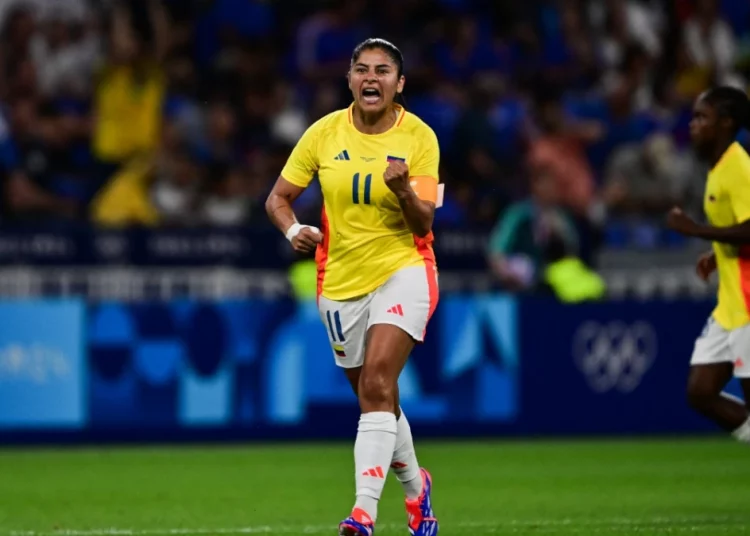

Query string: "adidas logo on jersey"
[334, 150, 351, 161]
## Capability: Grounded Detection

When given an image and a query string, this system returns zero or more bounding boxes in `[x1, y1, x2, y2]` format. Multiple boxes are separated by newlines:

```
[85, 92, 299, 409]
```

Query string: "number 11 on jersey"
[352, 173, 372, 205]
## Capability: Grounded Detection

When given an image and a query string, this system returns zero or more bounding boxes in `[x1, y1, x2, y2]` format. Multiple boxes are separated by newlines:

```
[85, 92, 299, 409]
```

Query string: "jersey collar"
[348, 103, 406, 135]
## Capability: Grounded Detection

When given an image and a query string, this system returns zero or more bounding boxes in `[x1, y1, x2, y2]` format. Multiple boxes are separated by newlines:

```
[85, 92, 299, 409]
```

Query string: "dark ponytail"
[703, 86, 750, 134]
[395, 91, 408, 110]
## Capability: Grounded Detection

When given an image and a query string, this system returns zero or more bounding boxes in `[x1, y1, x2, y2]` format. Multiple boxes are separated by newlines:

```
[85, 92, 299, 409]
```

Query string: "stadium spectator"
[682, 0, 744, 88]
[30, 4, 101, 99]
[1, 95, 81, 223]
[0, 0, 748, 295]
[91, 2, 169, 176]
[90, 143, 202, 228]
[452, 74, 523, 212]
[199, 163, 252, 226]
[592, 0, 665, 69]
[527, 85, 600, 220]
[294, 0, 369, 84]
[487, 166, 580, 292]
[603, 132, 705, 218]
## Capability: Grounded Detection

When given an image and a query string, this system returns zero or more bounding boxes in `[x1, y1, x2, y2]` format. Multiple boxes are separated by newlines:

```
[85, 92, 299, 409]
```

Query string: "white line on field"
[6, 516, 748, 536]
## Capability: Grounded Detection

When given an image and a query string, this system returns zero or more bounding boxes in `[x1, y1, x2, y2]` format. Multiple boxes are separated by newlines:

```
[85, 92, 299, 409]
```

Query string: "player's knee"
[686, 380, 716, 411]
[358, 369, 395, 411]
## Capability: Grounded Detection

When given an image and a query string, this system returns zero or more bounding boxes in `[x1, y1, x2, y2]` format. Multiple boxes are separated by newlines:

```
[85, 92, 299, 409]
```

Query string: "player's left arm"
[690, 220, 750, 245]
[668, 168, 750, 245]
[384, 127, 440, 238]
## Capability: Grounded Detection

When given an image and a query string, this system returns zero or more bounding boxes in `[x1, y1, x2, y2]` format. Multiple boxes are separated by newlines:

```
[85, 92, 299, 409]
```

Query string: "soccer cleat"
[404, 468, 438, 536]
[338, 507, 374, 536]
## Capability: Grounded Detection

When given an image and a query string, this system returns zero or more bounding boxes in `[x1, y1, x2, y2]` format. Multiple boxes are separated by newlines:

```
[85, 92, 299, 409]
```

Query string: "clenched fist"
[384, 160, 411, 198]
[287, 223, 323, 254]
[666, 207, 700, 236]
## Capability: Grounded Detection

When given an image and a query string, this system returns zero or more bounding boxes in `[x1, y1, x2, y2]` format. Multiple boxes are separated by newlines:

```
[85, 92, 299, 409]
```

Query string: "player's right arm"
[265, 122, 324, 254]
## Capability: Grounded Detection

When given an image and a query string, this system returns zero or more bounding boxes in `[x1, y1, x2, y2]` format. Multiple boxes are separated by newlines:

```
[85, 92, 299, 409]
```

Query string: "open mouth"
[361, 87, 381, 105]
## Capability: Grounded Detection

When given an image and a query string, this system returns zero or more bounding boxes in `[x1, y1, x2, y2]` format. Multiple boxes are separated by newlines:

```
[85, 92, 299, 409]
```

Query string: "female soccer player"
[667, 86, 750, 443]
[265, 38, 440, 536]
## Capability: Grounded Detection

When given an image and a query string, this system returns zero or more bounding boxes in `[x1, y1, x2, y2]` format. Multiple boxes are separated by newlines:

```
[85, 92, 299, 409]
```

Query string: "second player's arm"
[686, 220, 750, 246]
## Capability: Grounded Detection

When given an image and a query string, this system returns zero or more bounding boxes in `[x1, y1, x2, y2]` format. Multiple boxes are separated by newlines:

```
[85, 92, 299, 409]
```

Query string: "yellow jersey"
[281, 104, 440, 301]
[93, 63, 165, 162]
[90, 156, 159, 227]
[704, 142, 750, 330]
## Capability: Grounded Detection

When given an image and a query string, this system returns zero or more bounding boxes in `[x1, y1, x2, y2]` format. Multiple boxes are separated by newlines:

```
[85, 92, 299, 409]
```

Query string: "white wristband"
[285, 223, 320, 242]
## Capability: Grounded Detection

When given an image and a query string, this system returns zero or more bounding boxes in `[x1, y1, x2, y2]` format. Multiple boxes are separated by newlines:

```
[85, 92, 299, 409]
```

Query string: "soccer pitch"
[1, 438, 748, 535]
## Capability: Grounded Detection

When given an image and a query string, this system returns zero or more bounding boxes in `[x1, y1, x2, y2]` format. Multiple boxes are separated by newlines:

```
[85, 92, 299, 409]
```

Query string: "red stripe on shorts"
[739, 245, 750, 316]
[315, 206, 330, 304]
[414, 232, 439, 339]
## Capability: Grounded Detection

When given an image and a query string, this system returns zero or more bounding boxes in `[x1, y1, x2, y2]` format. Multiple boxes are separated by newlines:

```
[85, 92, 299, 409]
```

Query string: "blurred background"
[0, 0, 748, 299]
[0, 0, 748, 438]
[1, 1, 750, 534]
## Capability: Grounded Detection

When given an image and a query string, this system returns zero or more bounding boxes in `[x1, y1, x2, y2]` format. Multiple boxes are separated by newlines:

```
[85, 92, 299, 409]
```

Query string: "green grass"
[0, 438, 749, 535]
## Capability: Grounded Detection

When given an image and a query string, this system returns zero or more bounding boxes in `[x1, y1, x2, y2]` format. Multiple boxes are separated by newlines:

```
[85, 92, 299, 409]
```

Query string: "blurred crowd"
[0, 0, 749, 289]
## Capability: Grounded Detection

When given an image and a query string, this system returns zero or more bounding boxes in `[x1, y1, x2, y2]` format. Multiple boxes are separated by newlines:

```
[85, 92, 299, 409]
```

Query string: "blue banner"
[0, 227, 489, 270]
[516, 299, 721, 435]
[83, 296, 519, 436]
[0, 296, 732, 443]
[0, 300, 86, 429]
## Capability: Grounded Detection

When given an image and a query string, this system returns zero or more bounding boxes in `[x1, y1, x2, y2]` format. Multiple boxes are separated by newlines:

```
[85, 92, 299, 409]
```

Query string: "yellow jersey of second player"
[704, 142, 750, 330]
[281, 104, 440, 301]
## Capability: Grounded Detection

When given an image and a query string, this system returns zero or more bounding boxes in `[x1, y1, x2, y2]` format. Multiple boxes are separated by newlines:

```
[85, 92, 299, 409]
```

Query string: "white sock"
[391, 410, 423, 499]
[354, 411, 398, 522]
[732, 416, 750, 444]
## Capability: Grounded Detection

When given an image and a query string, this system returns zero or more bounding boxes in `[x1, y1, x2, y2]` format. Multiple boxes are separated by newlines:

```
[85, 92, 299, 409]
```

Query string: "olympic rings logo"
[572, 321, 658, 393]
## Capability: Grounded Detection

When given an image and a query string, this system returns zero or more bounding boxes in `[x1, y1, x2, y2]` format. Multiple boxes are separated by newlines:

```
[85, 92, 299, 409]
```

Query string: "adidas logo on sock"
[361, 466, 385, 478]
[334, 150, 350, 161]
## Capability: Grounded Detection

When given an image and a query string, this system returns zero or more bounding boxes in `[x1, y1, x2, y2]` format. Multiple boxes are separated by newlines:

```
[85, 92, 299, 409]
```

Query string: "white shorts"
[690, 316, 750, 378]
[318, 265, 439, 368]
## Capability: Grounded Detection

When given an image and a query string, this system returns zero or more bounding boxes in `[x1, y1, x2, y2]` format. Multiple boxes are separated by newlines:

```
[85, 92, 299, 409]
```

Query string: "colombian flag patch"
[386, 155, 405, 163]
[333, 344, 346, 358]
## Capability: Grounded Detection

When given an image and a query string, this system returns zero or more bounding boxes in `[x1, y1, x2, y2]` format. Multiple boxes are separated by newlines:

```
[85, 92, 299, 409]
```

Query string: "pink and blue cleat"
[405, 468, 439, 536]
[338, 468, 437, 536]
[338, 508, 374, 536]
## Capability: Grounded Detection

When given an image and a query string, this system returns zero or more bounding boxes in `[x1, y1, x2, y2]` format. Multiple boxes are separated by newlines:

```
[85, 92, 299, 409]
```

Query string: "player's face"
[348, 48, 405, 113]
[690, 96, 719, 157]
